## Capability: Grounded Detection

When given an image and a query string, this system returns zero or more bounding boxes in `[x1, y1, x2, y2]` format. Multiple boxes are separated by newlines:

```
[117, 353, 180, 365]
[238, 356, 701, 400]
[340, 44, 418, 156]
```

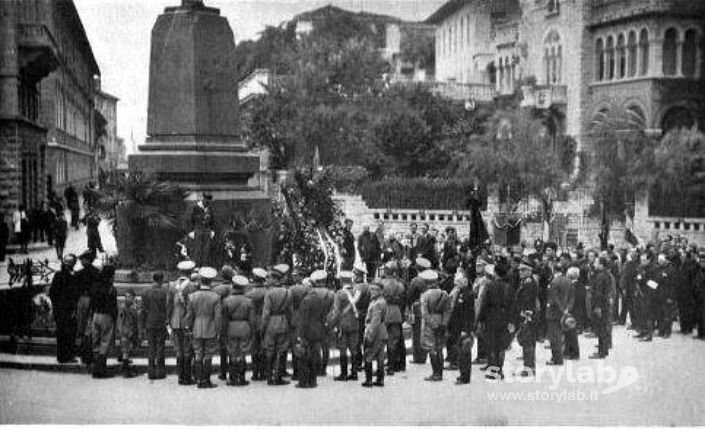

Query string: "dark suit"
[513, 277, 539, 370]
[342, 229, 355, 270]
[297, 289, 326, 387]
[592, 270, 612, 356]
[547, 275, 574, 363]
[416, 234, 438, 268]
[477, 277, 514, 378]
[50, 268, 80, 363]
[141, 284, 169, 377]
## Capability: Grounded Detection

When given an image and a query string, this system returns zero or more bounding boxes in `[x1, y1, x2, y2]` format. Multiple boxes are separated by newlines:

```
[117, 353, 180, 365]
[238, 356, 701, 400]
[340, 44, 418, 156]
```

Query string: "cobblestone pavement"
[1, 326, 704, 425]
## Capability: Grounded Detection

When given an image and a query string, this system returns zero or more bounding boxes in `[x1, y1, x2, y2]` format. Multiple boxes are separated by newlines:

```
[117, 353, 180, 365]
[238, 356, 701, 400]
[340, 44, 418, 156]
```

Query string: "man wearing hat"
[419, 270, 451, 382]
[287, 271, 310, 381]
[295, 270, 327, 388]
[261, 264, 293, 385]
[49, 254, 80, 364]
[331, 271, 360, 381]
[117, 288, 139, 378]
[546, 264, 574, 365]
[213, 266, 235, 380]
[168, 260, 197, 385]
[513, 260, 539, 376]
[351, 265, 371, 375]
[141, 271, 169, 380]
[407, 258, 431, 364]
[312, 270, 335, 376]
[476, 263, 514, 380]
[76, 251, 99, 365]
[448, 274, 474, 384]
[222, 275, 256, 386]
[380, 261, 406, 375]
[89, 258, 118, 378]
[246, 268, 269, 381]
[590, 257, 612, 358]
[362, 282, 388, 387]
[563, 267, 581, 360]
[186, 267, 222, 388]
[472, 258, 491, 365]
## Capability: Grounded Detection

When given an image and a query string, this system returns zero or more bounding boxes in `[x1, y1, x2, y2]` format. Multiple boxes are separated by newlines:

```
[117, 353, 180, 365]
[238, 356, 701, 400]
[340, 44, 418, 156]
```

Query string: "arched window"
[596, 39, 605, 81]
[682, 29, 697, 78]
[606, 36, 615, 79]
[639, 29, 649, 75]
[626, 105, 647, 130]
[499, 57, 505, 91]
[663, 28, 678, 76]
[544, 30, 562, 84]
[617, 34, 626, 78]
[627, 31, 637, 77]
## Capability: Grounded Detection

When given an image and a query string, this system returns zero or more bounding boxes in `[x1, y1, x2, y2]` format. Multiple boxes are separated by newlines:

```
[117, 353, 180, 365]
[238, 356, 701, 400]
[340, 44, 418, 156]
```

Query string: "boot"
[361, 362, 374, 387]
[424, 355, 442, 382]
[147, 358, 157, 380]
[182, 356, 195, 385]
[455, 371, 471, 384]
[373, 365, 384, 387]
[386, 349, 395, 376]
[318, 348, 329, 377]
[334, 354, 348, 381]
[198, 358, 216, 388]
[219, 350, 228, 380]
[266, 356, 275, 385]
[176, 357, 184, 384]
[156, 358, 166, 380]
[122, 361, 138, 379]
[279, 351, 291, 378]
[93, 356, 113, 379]
[227, 360, 239, 386]
[193, 360, 202, 387]
[239, 360, 250, 386]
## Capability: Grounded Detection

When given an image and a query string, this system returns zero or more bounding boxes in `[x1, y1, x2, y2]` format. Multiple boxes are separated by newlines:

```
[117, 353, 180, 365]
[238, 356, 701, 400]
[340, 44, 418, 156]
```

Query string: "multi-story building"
[0, 0, 100, 219]
[95, 88, 124, 172]
[427, 0, 705, 245]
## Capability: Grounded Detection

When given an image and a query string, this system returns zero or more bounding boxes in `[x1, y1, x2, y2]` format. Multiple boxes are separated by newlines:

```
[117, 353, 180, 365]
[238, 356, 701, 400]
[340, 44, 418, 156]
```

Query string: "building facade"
[95, 89, 124, 173]
[0, 0, 100, 219]
[427, 0, 705, 246]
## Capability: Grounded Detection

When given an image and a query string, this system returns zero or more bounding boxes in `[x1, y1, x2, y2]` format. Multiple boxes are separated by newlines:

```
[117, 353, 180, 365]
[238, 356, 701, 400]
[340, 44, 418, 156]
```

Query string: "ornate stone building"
[427, 0, 705, 246]
[95, 88, 125, 173]
[0, 0, 100, 217]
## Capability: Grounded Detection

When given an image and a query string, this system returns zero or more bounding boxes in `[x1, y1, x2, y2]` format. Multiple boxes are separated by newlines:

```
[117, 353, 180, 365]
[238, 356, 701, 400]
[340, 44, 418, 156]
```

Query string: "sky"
[73, 0, 447, 152]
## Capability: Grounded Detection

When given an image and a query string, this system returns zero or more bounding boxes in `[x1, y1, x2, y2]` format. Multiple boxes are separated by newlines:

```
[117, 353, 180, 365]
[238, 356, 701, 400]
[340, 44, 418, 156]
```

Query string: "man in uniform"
[408, 258, 431, 364]
[168, 260, 197, 385]
[222, 275, 256, 386]
[476, 264, 514, 380]
[186, 267, 222, 388]
[312, 270, 335, 376]
[472, 258, 491, 365]
[380, 261, 405, 375]
[213, 266, 234, 380]
[442, 227, 461, 276]
[332, 271, 360, 381]
[90, 258, 118, 379]
[296, 270, 327, 388]
[362, 282, 388, 387]
[351, 264, 370, 375]
[448, 274, 474, 384]
[341, 219, 356, 271]
[246, 268, 269, 381]
[420, 270, 451, 382]
[50, 254, 80, 364]
[117, 289, 139, 378]
[635, 252, 657, 341]
[261, 264, 293, 386]
[655, 253, 677, 338]
[513, 260, 539, 376]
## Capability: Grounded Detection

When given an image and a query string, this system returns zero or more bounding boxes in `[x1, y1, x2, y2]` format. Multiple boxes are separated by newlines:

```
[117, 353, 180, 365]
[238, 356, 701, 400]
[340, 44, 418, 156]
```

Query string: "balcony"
[429, 81, 497, 102]
[492, 21, 519, 47]
[589, 0, 705, 27]
[17, 23, 60, 81]
[520, 85, 567, 108]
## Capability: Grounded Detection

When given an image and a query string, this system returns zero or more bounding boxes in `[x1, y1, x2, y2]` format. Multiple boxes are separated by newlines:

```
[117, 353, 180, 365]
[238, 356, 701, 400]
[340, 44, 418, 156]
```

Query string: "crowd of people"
[44, 217, 705, 390]
[0, 183, 100, 263]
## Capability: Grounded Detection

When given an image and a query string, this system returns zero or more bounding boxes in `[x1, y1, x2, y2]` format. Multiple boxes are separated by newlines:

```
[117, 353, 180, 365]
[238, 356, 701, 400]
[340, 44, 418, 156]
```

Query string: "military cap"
[338, 271, 355, 282]
[190, 272, 201, 282]
[271, 264, 290, 277]
[415, 257, 431, 269]
[252, 267, 268, 280]
[177, 260, 196, 271]
[199, 267, 218, 280]
[419, 269, 439, 282]
[518, 259, 534, 271]
[232, 275, 249, 288]
[311, 270, 328, 283]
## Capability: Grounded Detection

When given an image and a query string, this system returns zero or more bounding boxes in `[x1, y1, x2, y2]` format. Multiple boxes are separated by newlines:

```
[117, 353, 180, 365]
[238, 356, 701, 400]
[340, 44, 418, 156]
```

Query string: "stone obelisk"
[129, 0, 265, 208]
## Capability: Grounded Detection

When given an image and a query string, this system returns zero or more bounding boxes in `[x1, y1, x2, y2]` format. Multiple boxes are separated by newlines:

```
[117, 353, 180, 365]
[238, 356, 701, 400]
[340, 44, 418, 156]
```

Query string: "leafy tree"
[453, 109, 580, 240]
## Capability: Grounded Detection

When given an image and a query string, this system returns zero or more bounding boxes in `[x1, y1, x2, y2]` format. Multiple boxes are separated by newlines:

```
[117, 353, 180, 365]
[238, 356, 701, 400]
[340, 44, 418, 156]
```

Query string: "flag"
[624, 210, 640, 247]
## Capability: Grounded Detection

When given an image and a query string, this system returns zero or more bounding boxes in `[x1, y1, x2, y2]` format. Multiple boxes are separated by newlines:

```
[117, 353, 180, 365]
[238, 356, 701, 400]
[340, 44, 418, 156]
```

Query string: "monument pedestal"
[126, 0, 271, 267]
